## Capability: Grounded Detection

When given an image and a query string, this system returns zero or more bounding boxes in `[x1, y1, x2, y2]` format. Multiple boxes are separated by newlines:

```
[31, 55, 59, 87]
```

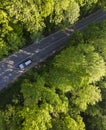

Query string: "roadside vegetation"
[0, 0, 105, 59]
[0, 19, 106, 130]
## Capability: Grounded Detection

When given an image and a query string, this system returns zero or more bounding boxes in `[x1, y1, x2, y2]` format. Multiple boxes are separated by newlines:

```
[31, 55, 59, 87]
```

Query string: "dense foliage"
[0, 0, 105, 59]
[0, 19, 106, 130]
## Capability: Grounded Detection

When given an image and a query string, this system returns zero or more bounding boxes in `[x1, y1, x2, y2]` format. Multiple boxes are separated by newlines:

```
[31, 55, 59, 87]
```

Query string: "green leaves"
[0, 1, 106, 130]
[50, 114, 85, 130]
[50, 0, 80, 25]
[19, 20, 106, 129]
[21, 77, 69, 113]
[1, 0, 103, 59]
[72, 85, 101, 111]
[54, 43, 105, 83]
[21, 105, 52, 130]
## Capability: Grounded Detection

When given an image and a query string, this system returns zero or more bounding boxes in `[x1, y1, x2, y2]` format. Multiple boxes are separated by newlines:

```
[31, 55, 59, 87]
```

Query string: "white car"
[19, 59, 32, 69]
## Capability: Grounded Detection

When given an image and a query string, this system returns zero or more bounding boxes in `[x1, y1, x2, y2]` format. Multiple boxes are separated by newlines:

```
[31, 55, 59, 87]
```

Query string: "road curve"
[0, 9, 106, 90]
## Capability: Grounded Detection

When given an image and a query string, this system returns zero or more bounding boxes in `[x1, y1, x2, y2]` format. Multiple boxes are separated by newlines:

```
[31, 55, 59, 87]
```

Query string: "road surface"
[0, 9, 106, 90]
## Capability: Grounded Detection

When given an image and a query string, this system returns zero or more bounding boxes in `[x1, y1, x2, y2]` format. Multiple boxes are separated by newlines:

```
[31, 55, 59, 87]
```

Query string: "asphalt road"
[0, 9, 106, 90]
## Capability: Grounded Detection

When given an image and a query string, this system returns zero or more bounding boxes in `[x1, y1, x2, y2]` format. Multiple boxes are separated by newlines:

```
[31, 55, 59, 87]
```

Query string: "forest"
[0, 20, 106, 130]
[0, 0, 105, 59]
[0, 0, 106, 130]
